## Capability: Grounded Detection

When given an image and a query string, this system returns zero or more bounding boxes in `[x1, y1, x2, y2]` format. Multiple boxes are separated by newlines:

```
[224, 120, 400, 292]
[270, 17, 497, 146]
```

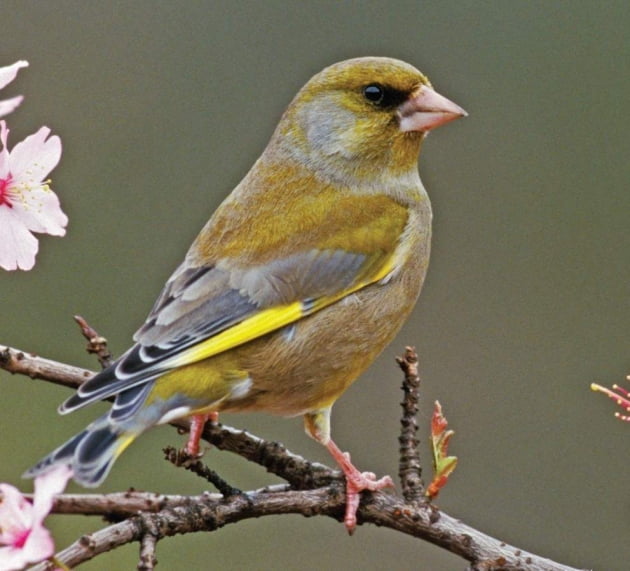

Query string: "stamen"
[591, 382, 630, 422]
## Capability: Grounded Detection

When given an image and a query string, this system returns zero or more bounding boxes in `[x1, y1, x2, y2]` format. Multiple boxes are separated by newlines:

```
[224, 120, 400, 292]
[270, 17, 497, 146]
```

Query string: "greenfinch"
[26, 57, 466, 533]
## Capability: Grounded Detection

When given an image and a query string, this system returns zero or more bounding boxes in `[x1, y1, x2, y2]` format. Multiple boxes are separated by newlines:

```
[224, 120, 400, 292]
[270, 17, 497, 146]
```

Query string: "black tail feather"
[24, 415, 135, 487]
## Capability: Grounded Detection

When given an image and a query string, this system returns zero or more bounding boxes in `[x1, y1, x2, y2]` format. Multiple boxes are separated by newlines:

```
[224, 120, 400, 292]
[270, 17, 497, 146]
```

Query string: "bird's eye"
[363, 84, 385, 104]
[362, 84, 408, 108]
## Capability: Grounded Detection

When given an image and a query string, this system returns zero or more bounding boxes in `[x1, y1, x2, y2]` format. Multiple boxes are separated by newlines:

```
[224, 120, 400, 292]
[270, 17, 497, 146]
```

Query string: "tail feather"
[24, 415, 139, 487]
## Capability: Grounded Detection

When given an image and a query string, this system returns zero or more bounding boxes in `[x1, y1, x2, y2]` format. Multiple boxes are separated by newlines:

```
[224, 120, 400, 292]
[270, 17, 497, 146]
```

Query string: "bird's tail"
[24, 414, 140, 487]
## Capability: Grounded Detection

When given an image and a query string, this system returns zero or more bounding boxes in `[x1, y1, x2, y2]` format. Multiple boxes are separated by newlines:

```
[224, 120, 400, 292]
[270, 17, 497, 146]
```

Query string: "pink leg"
[326, 439, 394, 534]
[185, 412, 219, 456]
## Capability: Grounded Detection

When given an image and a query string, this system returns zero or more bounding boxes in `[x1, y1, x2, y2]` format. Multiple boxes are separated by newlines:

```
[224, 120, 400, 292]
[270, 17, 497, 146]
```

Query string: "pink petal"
[0, 121, 9, 175]
[12, 185, 68, 236]
[0, 207, 39, 270]
[0, 545, 33, 570]
[19, 524, 55, 566]
[0, 467, 68, 567]
[10, 127, 62, 183]
[0, 468, 69, 567]
[0, 120, 8, 148]
[0, 484, 32, 542]
[0, 61, 28, 91]
[0, 526, 54, 569]
[31, 465, 72, 524]
[0, 95, 24, 119]
[0, 528, 54, 569]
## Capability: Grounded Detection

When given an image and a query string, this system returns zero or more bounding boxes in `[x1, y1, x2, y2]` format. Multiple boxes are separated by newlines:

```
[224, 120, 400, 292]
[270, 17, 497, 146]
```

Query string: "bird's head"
[269, 57, 466, 186]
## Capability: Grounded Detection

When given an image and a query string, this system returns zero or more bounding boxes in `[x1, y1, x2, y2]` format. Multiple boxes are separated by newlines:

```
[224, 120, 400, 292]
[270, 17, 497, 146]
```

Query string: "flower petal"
[31, 465, 72, 524]
[0, 467, 70, 567]
[10, 127, 62, 183]
[0, 61, 28, 91]
[19, 524, 55, 566]
[0, 95, 24, 119]
[0, 545, 33, 570]
[12, 185, 68, 235]
[0, 207, 39, 270]
[0, 121, 9, 176]
[0, 484, 32, 543]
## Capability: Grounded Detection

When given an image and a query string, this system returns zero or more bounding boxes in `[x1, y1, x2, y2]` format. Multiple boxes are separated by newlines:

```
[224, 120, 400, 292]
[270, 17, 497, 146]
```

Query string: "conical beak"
[397, 85, 467, 132]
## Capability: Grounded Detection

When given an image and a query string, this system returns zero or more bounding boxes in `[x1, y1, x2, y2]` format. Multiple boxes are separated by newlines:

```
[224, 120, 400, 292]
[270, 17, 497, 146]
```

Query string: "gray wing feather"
[61, 248, 367, 413]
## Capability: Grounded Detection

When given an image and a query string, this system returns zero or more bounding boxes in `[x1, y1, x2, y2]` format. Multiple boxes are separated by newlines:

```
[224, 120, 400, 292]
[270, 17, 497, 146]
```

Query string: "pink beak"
[397, 86, 467, 132]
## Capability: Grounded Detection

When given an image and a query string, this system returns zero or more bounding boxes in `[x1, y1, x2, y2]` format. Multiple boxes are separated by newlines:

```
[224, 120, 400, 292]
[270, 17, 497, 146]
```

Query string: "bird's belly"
[221, 268, 426, 416]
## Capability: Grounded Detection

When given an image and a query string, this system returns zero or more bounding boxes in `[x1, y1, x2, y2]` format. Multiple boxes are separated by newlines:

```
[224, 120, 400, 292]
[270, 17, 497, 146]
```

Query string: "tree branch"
[396, 346, 425, 503]
[33, 488, 581, 571]
[0, 345, 94, 390]
[1, 343, 586, 570]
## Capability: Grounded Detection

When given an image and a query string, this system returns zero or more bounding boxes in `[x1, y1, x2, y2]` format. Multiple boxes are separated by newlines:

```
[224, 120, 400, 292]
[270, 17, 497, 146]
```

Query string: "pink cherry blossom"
[0, 465, 72, 569]
[0, 61, 28, 118]
[0, 120, 67, 271]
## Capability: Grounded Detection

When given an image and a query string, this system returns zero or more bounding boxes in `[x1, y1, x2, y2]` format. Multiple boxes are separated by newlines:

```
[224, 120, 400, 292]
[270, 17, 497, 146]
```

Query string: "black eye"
[363, 84, 385, 104]
[362, 84, 408, 108]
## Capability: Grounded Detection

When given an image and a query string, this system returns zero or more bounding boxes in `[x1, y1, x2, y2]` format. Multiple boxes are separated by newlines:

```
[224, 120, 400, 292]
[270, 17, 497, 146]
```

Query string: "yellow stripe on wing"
[164, 300, 305, 367]
[163, 257, 395, 369]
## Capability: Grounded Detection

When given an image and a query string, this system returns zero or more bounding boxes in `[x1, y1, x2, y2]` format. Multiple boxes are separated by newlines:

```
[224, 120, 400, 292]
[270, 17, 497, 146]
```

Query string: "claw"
[326, 439, 394, 534]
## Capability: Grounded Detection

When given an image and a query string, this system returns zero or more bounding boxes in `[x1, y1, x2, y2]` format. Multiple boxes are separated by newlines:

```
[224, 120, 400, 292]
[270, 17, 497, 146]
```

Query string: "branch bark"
[31, 489, 581, 571]
[397, 346, 425, 503]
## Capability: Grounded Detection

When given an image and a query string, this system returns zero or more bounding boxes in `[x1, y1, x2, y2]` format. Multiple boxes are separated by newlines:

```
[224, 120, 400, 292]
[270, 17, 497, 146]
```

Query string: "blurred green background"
[2, 1, 629, 569]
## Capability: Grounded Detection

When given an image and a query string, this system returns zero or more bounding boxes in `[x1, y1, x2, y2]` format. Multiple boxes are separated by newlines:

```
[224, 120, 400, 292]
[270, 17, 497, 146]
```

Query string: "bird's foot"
[326, 440, 394, 534]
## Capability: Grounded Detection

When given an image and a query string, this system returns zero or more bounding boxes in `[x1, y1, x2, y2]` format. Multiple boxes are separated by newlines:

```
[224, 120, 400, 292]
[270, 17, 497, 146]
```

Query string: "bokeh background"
[2, 2, 629, 569]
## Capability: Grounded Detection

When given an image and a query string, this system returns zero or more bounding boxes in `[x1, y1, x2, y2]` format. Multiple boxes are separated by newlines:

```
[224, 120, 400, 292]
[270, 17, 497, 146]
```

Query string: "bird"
[25, 56, 466, 533]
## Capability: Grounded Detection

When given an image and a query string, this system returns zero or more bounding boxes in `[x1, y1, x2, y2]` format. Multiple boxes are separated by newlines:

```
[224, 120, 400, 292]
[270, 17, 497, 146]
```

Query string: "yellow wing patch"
[164, 256, 395, 369]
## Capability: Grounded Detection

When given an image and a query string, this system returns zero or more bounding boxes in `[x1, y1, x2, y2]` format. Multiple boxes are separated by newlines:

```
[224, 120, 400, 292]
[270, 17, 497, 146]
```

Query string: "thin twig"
[137, 514, 159, 571]
[396, 346, 424, 503]
[73, 315, 113, 368]
[197, 423, 337, 490]
[0, 345, 93, 390]
[163, 445, 242, 496]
